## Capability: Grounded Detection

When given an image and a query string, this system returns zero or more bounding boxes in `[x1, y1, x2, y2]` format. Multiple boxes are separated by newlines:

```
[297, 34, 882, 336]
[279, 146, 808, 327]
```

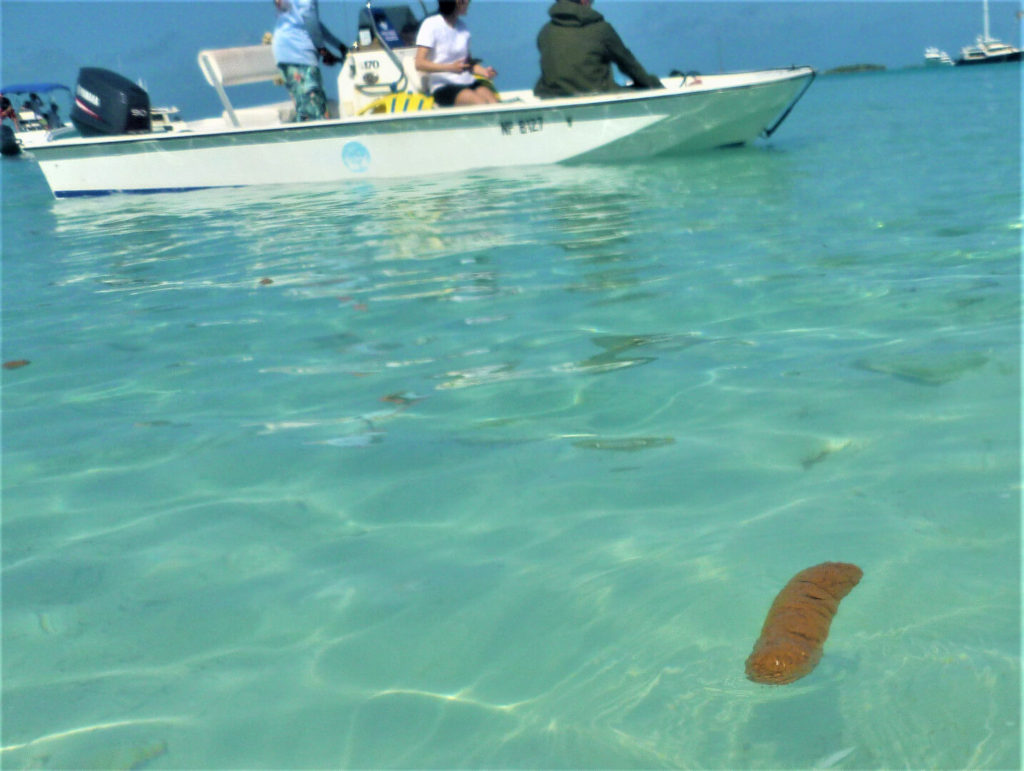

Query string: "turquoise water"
[2, 66, 1020, 769]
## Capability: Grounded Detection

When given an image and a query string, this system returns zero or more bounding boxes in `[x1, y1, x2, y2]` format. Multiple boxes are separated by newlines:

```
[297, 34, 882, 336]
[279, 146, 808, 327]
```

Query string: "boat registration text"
[500, 116, 543, 136]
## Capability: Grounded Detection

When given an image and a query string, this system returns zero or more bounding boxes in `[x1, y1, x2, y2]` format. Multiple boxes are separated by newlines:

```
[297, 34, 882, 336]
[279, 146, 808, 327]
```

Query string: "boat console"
[338, 4, 431, 116]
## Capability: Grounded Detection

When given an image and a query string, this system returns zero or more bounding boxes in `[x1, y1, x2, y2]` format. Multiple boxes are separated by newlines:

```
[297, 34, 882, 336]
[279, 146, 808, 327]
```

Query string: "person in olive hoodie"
[534, 0, 663, 98]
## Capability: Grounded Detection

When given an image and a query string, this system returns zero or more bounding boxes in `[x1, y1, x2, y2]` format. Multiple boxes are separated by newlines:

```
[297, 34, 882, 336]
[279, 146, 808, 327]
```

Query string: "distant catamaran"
[955, 0, 1023, 65]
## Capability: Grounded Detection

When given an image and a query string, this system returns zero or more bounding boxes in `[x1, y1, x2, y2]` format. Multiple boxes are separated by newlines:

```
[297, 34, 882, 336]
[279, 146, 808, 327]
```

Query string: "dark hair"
[437, 0, 457, 16]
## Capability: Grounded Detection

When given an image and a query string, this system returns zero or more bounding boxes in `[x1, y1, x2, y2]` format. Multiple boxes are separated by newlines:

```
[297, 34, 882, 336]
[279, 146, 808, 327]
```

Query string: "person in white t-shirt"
[414, 0, 498, 107]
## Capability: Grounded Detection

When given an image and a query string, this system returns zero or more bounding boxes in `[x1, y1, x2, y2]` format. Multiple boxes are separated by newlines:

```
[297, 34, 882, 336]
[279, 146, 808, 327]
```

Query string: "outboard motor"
[70, 67, 151, 136]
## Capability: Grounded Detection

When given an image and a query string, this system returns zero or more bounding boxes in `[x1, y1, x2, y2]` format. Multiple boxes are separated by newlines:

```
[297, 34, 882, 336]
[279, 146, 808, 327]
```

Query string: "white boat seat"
[198, 45, 280, 88]
[198, 45, 283, 128]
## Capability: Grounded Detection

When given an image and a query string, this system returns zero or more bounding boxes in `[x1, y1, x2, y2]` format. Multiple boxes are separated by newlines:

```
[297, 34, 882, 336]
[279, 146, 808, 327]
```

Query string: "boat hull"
[956, 49, 1023, 65]
[26, 68, 814, 198]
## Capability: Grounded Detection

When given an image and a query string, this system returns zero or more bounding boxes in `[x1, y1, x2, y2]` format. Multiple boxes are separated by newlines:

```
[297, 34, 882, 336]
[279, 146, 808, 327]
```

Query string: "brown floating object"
[3, 359, 30, 369]
[745, 561, 862, 685]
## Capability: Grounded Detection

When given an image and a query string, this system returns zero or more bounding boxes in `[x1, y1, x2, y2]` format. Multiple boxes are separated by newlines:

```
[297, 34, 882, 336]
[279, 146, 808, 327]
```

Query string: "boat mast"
[983, 0, 991, 42]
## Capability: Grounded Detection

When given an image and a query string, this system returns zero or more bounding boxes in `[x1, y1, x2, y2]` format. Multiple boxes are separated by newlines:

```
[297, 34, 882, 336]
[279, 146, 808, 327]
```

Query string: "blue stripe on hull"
[54, 185, 228, 198]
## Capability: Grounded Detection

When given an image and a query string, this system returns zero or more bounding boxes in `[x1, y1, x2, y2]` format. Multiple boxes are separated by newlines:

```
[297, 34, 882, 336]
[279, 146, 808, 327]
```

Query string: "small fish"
[572, 436, 675, 452]
[128, 740, 169, 771]
[320, 433, 384, 447]
[381, 391, 426, 406]
[133, 420, 190, 429]
[813, 746, 856, 769]
[854, 352, 987, 386]
[84, 740, 168, 771]
[3, 359, 30, 369]
[801, 438, 852, 470]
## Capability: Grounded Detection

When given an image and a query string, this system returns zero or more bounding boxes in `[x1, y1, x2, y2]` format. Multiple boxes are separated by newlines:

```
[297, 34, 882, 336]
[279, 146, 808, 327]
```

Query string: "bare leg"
[454, 86, 499, 106]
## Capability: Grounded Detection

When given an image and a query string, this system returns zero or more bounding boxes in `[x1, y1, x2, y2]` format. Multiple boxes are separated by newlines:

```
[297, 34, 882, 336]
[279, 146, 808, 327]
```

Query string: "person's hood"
[548, 0, 605, 28]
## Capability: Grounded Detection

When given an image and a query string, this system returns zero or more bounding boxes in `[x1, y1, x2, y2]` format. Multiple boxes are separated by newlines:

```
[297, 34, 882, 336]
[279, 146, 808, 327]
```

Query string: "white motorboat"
[0, 82, 74, 156]
[955, 0, 1023, 65]
[924, 47, 954, 67]
[21, 4, 815, 199]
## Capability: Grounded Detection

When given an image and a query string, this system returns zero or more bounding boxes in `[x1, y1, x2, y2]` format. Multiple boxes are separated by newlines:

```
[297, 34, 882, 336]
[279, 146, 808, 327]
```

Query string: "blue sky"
[2, 1, 1021, 118]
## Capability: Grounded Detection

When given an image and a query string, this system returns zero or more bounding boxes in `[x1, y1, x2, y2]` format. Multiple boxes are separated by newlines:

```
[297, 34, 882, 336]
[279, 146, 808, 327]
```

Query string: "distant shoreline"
[823, 63, 887, 75]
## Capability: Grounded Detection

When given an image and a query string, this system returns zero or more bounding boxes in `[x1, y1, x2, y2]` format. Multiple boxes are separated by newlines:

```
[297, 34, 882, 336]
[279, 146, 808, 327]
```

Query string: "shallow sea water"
[2, 66, 1020, 769]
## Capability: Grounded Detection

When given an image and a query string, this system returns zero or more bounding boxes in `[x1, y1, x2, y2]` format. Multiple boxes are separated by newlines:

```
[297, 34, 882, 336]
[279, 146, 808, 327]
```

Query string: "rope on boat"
[761, 66, 816, 139]
[669, 69, 703, 86]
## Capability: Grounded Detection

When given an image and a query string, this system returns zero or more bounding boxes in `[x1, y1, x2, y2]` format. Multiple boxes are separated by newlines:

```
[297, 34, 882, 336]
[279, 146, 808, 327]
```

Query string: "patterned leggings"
[278, 63, 328, 121]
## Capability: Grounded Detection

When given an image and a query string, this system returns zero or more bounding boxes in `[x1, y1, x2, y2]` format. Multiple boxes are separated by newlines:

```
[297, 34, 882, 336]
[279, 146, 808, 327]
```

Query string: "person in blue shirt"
[272, 0, 348, 121]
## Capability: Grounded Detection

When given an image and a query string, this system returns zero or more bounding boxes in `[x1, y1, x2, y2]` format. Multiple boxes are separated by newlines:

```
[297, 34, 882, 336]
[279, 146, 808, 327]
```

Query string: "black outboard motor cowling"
[70, 67, 151, 136]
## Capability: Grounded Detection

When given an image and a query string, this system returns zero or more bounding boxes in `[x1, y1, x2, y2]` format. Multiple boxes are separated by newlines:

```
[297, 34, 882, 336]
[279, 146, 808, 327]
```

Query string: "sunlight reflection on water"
[2, 67, 1020, 769]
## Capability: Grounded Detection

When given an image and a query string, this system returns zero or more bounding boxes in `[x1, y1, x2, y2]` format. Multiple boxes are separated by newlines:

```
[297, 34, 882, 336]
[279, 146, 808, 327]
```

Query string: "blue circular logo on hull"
[342, 141, 371, 173]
